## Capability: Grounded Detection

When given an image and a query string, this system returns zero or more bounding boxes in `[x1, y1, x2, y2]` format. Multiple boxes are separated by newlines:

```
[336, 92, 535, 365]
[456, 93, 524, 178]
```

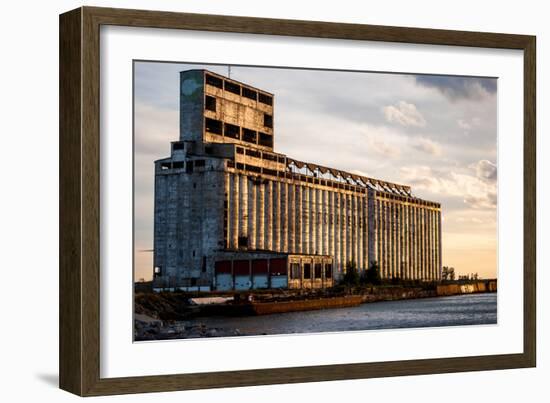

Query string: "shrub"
[342, 260, 360, 286]
[364, 261, 381, 285]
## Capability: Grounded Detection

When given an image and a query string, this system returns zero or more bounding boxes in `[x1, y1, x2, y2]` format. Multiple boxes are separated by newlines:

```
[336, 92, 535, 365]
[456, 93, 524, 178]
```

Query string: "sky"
[134, 61, 498, 282]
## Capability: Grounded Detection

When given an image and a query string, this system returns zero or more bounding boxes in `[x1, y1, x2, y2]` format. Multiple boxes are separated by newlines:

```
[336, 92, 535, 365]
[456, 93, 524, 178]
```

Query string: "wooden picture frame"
[59, 6, 536, 396]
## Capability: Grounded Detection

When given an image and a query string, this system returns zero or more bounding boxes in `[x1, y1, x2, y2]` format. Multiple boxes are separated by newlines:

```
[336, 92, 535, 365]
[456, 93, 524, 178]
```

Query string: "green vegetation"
[363, 261, 381, 285]
[442, 266, 455, 281]
[341, 260, 360, 286]
[458, 273, 479, 281]
[340, 260, 382, 288]
[442, 266, 481, 282]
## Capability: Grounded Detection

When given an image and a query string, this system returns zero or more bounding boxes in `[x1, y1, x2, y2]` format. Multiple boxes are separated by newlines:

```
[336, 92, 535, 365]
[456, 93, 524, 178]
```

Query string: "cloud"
[457, 117, 483, 135]
[368, 137, 401, 158]
[412, 137, 442, 156]
[457, 119, 472, 131]
[400, 162, 497, 209]
[382, 101, 426, 127]
[456, 217, 484, 224]
[463, 192, 497, 209]
[350, 169, 371, 177]
[414, 75, 497, 101]
[473, 159, 497, 182]
[134, 102, 178, 158]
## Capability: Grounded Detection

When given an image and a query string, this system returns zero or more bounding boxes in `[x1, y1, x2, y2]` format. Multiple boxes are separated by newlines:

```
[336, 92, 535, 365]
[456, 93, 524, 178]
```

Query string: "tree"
[364, 261, 381, 285]
[342, 260, 360, 286]
[442, 266, 456, 281]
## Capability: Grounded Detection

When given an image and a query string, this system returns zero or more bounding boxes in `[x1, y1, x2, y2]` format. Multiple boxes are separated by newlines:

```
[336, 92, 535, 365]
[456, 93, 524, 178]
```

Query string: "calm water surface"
[187, 293, 497, 337]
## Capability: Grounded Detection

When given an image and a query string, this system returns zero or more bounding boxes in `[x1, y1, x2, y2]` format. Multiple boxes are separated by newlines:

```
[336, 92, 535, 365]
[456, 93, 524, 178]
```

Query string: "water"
[178, 293, 497, 338]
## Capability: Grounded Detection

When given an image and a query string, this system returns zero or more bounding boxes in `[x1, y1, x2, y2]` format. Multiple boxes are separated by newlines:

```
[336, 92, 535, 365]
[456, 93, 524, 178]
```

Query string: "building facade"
[152, 70, 442, 292]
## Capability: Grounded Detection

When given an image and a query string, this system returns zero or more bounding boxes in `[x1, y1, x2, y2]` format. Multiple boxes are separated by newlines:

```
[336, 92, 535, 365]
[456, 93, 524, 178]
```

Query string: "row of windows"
[160, 159, 205, 172]
[227, 161, 370, 193]
[290, 263, 333, 280]
[227, 159, 432, 206]
[205, 73, 273, 105]
[205, 117, 273, 147]
[235, 148, 285, 164]
[245, 148, 261, 158]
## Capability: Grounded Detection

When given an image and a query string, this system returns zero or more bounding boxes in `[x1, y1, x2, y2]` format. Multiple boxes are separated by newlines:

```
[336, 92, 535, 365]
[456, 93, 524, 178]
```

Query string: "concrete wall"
[155, 69, 443, 290]
[179, 70, 205, 143]
[153, 154, 226, 289]
[372, 192, 442, 281]
[203, 70, 275, 151]
[223, 170, 371, 275]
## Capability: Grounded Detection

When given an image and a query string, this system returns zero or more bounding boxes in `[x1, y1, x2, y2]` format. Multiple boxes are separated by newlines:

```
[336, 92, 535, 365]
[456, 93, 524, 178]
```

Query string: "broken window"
[325, 264, 333, 279]
[262, 168, 277, 177]
[194, 159, 205, 167]
[160, 162, 171, 170]
[172, 142, 184, 151]
[205, 118, 222, 135]
[154, 266, 162, 277]
[236, 147, 244, 154]
[258, 93, 273, 105]
[259, 132, 273, 147]
[186, 161, 194, 173]
[290, 263, 301, 279]
[224, 80, 241, 95]
[242, 87, 258, 101]
[303, 263, 311, 279]
[205, 95, 216, 112]
[314, 263, 322, 279]
[238, 236, 248, 248]
[172, 161, 184, 169]
[245, 164, 261, 173]
[263, 153, 277, 162]
[245, 149, 261, 158]
[263, 113, 273, 128]
[205, 74, 223, 89]
[224, 123, 240, 139]
[242, 128, 257, 144]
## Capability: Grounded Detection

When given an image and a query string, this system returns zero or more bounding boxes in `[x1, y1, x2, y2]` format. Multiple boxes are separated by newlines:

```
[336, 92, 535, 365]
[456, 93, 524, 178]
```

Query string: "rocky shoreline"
[134, 280, 496, 341]
[135, 314, 245, 340]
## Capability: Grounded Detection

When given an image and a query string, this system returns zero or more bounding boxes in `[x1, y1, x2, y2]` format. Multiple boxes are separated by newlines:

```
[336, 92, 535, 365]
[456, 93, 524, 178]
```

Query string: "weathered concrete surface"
[153, 69, 443, 291]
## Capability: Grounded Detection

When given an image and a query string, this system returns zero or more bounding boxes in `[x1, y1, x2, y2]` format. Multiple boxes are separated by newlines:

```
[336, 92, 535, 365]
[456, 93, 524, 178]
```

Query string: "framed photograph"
[59, 6, 536, 396]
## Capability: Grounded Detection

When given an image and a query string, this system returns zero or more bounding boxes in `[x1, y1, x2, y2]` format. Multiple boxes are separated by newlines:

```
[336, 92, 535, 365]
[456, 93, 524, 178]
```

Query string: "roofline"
[180, 68, 275, 96]
[286, 157, 412, 195]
